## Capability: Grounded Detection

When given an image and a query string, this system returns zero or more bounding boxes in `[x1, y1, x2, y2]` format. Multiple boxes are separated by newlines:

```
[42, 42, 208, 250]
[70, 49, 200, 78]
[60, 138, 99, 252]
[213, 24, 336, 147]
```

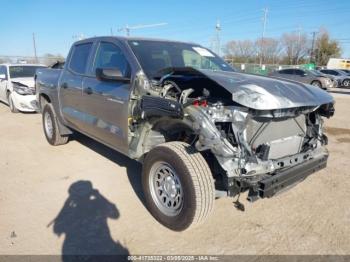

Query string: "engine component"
[139, 95, 183, 120]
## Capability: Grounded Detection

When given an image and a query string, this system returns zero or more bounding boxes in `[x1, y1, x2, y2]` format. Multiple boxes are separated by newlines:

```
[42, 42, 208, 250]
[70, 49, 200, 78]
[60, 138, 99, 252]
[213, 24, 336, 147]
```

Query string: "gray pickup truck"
[36, 36, 334, 231]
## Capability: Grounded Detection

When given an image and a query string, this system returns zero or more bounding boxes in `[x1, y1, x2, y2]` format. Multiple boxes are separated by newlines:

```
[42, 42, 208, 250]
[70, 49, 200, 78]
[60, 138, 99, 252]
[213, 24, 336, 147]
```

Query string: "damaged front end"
[129, 67, 335, 201]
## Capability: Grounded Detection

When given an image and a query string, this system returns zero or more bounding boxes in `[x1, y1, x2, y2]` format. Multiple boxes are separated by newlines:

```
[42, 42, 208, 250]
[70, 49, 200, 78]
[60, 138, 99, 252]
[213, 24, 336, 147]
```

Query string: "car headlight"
[12, 82, 34, 95]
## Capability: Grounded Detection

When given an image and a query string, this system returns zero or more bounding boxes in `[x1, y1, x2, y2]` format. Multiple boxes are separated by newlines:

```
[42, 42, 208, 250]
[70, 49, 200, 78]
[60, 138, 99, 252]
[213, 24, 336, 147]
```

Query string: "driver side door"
[81, 41, 131, 154]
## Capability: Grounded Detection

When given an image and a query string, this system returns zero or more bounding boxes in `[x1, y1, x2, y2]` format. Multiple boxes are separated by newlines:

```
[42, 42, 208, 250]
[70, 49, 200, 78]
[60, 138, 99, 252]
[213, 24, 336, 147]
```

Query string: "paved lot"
[0, 89, 350, 255]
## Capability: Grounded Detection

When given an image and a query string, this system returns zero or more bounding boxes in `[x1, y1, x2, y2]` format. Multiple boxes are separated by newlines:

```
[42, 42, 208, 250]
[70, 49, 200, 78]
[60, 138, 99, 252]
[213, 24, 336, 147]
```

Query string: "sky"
[1, 0, 350, 58]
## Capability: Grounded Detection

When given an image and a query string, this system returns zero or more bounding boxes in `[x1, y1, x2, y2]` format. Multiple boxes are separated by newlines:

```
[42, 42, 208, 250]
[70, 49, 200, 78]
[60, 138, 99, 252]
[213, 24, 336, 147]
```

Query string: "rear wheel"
[342, 79, 350, 88]
[8, 93, 19, 113]
[311, 80, 322, 88]
[142, 142, 215, 231]
[42, 103, 69, 146]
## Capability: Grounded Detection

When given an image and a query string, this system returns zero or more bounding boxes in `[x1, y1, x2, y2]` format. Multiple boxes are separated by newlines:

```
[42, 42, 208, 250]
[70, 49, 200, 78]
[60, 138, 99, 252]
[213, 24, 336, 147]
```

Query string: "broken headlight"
[12, 82, 34, 95]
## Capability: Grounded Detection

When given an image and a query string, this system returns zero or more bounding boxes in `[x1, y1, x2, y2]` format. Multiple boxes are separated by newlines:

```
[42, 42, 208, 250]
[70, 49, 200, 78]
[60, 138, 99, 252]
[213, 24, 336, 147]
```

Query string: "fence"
[225, 60, 316, 76]
[0, 56, 64, 67]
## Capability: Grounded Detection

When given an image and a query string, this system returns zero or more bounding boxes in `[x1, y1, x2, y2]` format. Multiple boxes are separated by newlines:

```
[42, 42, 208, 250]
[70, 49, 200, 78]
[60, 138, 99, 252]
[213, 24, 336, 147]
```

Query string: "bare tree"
[281, 32, 309, 65]
[225, 40, 257, 63]
[256, 37, 283, 64]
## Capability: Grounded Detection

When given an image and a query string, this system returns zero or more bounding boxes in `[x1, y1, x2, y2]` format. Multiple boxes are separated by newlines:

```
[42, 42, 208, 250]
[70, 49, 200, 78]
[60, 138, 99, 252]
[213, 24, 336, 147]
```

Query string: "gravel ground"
[0, 89, 349, 255]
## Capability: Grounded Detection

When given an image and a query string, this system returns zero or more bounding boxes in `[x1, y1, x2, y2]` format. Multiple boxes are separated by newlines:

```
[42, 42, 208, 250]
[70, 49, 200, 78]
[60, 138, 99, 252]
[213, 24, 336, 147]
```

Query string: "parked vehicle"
[269, 68, 333, 89]
[327, 58, 350, 70]
[0, 64, 46, 112]
[339, 69, 350, 75]
[36, 37, 334, 231]
[319, 69, 350, 87]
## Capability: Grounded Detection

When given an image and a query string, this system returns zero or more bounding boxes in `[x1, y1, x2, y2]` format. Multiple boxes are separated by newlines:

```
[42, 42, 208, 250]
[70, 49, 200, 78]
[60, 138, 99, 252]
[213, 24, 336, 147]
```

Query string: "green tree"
[315, 29, 342, 66]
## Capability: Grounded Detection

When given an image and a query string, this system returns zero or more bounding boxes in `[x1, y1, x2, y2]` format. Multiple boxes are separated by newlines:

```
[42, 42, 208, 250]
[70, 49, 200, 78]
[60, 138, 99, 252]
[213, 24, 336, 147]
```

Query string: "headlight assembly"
[12, 82, 34, 95]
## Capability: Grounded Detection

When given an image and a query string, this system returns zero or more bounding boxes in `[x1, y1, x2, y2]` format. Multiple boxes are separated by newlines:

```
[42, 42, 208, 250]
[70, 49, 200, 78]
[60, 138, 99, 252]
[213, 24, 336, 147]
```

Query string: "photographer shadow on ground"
[48, 180, 129, 259]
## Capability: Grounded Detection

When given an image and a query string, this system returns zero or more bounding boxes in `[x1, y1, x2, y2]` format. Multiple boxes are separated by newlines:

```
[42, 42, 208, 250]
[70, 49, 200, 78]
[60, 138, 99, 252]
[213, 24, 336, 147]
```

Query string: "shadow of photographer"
[48, 180, 129, 261]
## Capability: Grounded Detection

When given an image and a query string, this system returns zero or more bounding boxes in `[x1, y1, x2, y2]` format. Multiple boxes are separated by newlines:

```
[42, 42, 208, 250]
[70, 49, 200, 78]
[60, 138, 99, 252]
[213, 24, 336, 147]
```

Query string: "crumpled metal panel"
[197, 69, 334, 110]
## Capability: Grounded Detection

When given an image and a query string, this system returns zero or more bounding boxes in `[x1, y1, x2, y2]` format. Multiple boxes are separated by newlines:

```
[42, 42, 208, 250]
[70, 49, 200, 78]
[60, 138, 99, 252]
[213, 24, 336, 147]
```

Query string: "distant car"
[0, 64, 46, 113]
[339, 69, 350, 75]
[319, 69, 350, 88]
[269, 68, 333, 89]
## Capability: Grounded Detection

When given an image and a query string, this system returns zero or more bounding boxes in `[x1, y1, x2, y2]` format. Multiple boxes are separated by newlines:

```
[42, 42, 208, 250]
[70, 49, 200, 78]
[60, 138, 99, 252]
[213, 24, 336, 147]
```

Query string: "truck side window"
[0, 66, 7, 79]
[93, 42, 130, 77]
[69, 43, 93, 74]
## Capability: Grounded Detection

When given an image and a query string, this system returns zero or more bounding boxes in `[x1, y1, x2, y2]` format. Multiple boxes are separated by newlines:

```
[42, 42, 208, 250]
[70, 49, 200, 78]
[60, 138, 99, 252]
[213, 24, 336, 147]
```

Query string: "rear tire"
[42, 103, 69, 146]
[8, 93, 19, 113]
[142, 142, 215, 231]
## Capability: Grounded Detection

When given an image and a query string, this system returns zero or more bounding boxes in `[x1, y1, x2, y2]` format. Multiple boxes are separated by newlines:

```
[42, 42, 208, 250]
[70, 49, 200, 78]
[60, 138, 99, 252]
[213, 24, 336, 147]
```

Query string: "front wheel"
[42, 103, 69, 146]
[142, 142, 215, 231]
[8, 93, 19, 113]
[342, 79, 350, 88]
[311, 80, 322, 88]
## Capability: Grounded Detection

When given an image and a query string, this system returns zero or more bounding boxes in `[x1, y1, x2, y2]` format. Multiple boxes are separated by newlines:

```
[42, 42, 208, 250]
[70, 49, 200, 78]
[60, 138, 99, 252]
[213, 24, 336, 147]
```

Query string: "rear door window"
[69, 43, 93, 74]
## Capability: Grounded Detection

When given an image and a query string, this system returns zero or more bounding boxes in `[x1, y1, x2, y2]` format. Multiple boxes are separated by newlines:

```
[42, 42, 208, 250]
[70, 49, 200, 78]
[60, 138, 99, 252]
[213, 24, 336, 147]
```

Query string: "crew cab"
[0, 63, 46, 112]
[36, 37, 334, 231]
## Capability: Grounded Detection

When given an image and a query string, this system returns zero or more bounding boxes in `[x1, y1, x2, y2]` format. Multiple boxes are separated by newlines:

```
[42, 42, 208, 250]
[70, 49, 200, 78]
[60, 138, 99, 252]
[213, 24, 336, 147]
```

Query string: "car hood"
[11, 77, 35, 88]
[197, 69, 334, 110]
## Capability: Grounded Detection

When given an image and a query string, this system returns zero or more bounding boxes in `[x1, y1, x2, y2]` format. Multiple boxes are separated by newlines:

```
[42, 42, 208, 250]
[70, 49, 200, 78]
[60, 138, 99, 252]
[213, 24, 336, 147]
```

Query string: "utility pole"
[310, 31, 317, 64]
[215, 20, 221, 56]
[32, 33, 38, 63]
[259, 7, 268, 66]
[110, 27, 114, 36]
[296, 25, 302, 64]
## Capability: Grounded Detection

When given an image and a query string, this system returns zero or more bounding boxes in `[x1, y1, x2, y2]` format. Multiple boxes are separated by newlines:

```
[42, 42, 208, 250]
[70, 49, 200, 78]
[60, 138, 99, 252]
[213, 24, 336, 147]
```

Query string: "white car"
[0, 64, 46, 113]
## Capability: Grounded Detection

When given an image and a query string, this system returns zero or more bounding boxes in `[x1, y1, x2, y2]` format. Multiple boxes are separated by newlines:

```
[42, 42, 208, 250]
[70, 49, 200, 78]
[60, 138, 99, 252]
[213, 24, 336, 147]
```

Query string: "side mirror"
[0, 74, 6, 80]
[96, 68, 130, 83]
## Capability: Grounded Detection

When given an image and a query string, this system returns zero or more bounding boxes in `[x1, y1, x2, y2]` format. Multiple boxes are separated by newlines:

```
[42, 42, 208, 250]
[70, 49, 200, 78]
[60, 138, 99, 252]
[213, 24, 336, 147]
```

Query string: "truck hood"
[160, 68, 333, 110]
[11, 77, 35, 88]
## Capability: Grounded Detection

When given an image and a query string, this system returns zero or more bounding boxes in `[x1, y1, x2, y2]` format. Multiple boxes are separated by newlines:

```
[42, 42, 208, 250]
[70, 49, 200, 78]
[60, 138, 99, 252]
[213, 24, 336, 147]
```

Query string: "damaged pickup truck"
[35, 37, 334, 231]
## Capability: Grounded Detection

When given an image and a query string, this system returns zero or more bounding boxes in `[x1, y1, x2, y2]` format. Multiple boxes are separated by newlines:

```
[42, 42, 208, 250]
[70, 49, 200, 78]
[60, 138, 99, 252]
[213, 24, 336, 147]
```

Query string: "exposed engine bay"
[129, 67, 335, 200]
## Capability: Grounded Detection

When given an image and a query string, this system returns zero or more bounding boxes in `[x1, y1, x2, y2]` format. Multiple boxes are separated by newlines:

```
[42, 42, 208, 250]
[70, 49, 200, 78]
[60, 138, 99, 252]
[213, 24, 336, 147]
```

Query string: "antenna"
[117, 22, 168, 36]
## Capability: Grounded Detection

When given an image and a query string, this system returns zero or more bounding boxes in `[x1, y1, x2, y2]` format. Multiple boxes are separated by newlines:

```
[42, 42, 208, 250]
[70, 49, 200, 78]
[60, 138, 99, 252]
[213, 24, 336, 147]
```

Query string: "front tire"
[142, 142, 215, 231]
[8, 93, 19, 113]
[42, 103, 69, 146]
[311, 80, 322, 88]
[342, 79, 350, 88]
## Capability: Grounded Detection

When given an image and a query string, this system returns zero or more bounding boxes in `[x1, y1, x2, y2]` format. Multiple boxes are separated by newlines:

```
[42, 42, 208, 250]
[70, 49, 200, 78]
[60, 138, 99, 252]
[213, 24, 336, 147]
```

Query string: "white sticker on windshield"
[192, 47, 214, 57]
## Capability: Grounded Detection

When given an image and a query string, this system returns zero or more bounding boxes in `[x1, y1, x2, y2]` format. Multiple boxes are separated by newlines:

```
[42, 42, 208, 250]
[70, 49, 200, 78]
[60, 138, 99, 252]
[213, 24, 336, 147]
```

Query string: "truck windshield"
[9, 66, 46, 78]
[128, 40, 234, 78]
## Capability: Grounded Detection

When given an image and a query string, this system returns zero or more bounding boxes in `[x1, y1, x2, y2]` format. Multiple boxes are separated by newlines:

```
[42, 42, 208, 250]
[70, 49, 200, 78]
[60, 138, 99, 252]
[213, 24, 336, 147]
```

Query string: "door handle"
[84, 87, 93, 95]
[61, 83, 68, 89]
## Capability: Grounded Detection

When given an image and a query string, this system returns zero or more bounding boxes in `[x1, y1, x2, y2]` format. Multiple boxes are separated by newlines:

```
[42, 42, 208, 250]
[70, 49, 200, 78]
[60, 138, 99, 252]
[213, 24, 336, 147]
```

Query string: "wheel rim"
[149, 161, 183, 217]
[44, 112, 54, 139]
[344, 80, 350, 87]
[312, 81, 320, 87]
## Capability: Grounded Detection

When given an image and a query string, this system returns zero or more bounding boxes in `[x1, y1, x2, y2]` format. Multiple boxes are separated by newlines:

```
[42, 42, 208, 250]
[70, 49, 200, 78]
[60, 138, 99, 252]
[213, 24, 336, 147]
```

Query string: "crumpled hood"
[11, 77, 35, 88]
[197, 69, 334, 110]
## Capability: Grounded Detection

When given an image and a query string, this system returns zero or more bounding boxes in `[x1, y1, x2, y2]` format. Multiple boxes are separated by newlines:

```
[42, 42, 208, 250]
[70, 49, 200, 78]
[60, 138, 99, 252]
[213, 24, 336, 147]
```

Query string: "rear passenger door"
[59, 42, 94, 130]
[81, 41, 131, 153]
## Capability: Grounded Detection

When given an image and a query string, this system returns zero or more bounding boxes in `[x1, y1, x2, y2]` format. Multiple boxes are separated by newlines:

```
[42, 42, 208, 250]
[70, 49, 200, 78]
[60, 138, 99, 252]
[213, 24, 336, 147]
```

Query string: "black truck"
[36, 36, 334, 231]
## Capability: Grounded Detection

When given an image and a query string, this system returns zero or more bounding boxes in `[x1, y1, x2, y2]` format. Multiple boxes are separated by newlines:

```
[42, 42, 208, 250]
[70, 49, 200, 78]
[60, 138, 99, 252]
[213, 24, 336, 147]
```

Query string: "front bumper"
[11, 92, 37, 112]
[258, 152, 328, 198]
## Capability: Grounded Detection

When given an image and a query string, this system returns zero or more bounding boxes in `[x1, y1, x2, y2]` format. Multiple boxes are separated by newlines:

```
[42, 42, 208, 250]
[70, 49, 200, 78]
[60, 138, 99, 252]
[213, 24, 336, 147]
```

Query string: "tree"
[256, 37, 283, 64]
[224, 40, 257, 63]
[281, 32, 309, 65]
[314, 29, 342, 66]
